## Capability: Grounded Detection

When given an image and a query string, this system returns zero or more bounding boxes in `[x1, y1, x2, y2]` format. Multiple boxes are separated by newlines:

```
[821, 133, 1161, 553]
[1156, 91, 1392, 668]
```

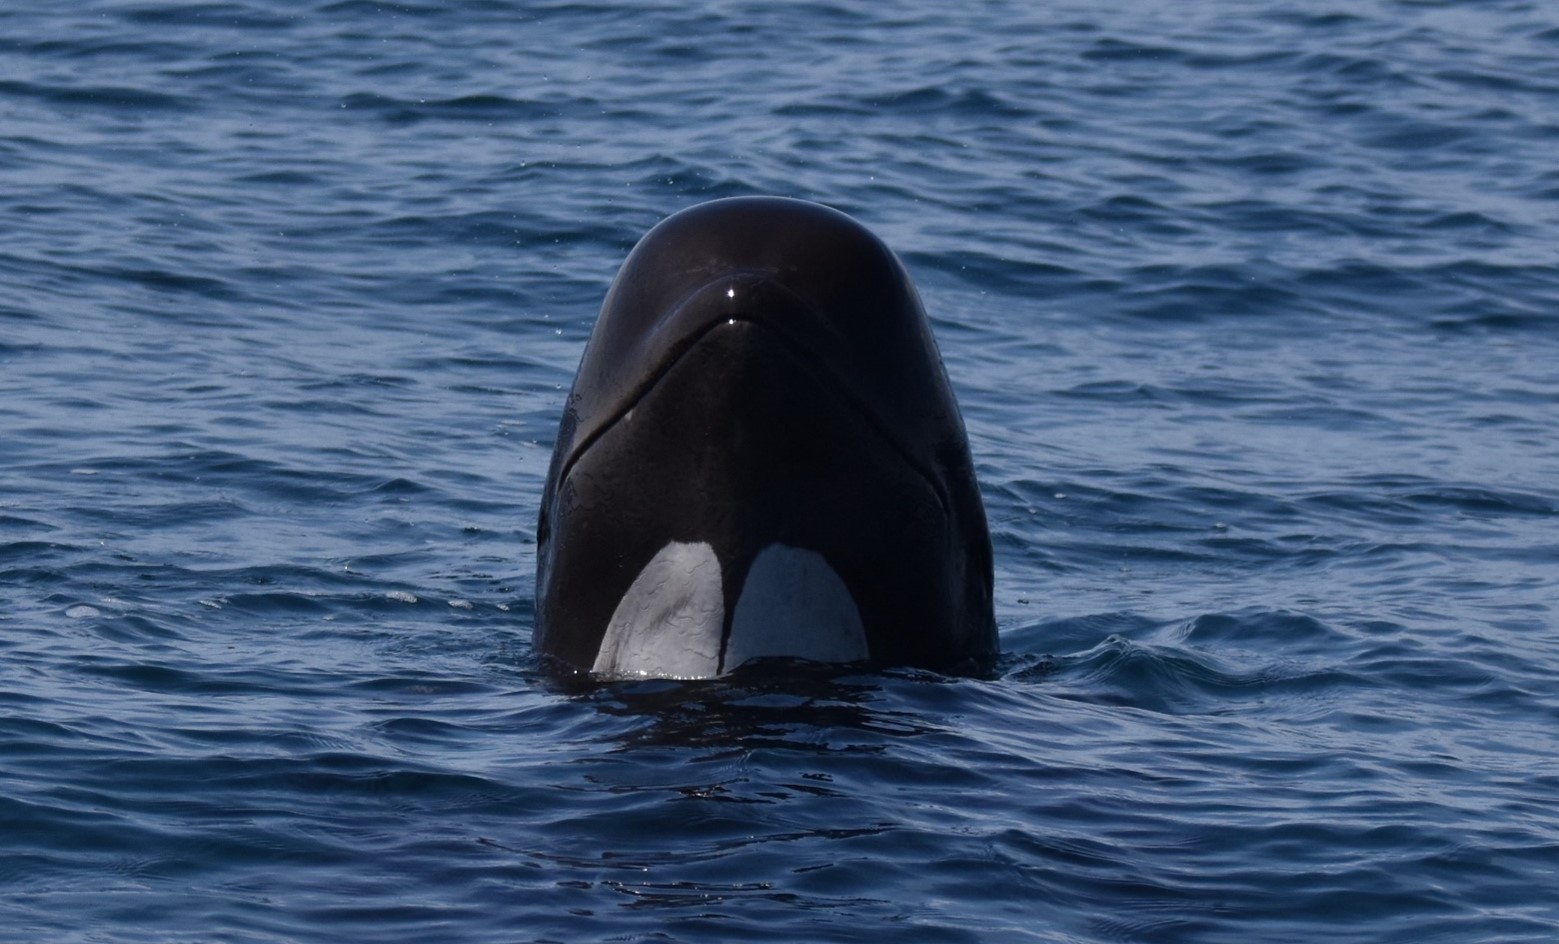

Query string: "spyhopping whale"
[534, 196, 995, 678]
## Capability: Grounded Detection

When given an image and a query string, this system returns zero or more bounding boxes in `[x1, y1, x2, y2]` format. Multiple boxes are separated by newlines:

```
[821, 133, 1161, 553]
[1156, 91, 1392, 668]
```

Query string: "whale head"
[534, 196, 995, 678]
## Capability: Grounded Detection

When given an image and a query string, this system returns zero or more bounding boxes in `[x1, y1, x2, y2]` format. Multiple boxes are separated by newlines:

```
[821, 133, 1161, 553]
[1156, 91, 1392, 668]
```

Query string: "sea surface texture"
[3, 2, 1558, 941]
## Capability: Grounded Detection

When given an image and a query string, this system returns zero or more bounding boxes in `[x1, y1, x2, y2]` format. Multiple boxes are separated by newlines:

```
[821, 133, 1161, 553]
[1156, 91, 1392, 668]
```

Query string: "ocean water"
[2, 1, 1557, 941]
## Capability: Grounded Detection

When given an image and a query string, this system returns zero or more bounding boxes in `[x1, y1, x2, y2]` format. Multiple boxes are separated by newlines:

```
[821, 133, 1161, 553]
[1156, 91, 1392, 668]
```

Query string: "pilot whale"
[534, 196, 995, 677]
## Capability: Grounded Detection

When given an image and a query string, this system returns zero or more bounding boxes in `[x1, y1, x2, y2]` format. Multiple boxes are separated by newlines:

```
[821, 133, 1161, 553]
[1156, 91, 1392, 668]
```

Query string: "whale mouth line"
[555, 316, 951, 517]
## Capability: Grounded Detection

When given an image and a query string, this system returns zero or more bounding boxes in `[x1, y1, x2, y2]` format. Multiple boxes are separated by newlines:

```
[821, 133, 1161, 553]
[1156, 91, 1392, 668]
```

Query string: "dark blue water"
[3, 2, 1557, 941]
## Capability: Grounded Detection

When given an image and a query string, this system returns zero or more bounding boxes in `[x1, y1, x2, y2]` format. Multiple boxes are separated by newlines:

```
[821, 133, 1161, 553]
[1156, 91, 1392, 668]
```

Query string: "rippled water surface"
[3, 2, 1558, 941]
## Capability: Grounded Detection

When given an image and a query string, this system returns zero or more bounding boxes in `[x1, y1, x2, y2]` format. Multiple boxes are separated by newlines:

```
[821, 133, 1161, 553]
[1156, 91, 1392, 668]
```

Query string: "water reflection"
[544, 660, 945, 753]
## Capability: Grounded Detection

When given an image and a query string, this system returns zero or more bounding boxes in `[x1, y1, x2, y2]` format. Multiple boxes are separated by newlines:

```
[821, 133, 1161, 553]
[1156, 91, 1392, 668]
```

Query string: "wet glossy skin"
[535, 197, 995, 676]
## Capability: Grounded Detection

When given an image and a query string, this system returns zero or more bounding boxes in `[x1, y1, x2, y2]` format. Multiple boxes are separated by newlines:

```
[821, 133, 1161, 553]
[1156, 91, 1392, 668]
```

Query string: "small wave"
[1080, 37, 1187, 64]
[0, 79, 193, 113]
[119, 3, 296, 29]
[1046, 634, 1319, 715]
[318, 0, 446, 15]
[1177, 610, 1353, 653]
[98, 265, 238, 299]
[337, 92, 555, 126]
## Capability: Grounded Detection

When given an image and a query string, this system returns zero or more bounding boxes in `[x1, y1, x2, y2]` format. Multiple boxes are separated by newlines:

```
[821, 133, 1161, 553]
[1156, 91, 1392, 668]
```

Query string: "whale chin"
[590, 541, 868, 680]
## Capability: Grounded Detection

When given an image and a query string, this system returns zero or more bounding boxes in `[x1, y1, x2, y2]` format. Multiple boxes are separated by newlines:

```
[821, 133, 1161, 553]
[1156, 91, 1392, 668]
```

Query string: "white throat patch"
[725, 544, 868, 671]
[593, 541, 724, 678]
[592, 541, 868, 678]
